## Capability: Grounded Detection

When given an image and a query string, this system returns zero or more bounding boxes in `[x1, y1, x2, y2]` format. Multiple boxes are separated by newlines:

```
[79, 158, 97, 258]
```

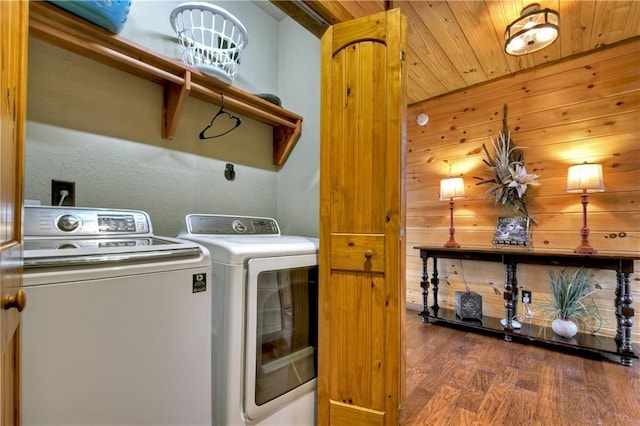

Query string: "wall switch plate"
[51, 180, 75, 206]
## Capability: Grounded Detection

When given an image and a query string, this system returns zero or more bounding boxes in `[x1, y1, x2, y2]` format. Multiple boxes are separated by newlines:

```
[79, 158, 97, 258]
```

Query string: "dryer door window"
[245, 254, 318, 421]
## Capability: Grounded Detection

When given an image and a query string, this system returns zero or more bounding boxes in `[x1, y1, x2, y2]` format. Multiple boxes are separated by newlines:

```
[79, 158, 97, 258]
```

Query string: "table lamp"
[440, 177, 466, 248]
[565, 163, 605, 254]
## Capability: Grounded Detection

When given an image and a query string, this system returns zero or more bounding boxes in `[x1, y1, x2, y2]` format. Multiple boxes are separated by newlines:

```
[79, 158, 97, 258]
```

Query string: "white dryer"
[22, 206, 212, 426]
[178, 214, 319, 425]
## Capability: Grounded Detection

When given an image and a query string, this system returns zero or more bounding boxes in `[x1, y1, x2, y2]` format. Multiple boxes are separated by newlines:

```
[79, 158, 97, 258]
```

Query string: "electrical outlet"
[522, 290, 532, 304]
[51, 180, 75, 207]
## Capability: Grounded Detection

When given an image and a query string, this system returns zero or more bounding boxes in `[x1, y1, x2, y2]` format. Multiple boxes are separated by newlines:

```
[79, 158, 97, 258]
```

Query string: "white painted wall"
[275, 18, 320, 237]
[25, 1, 320, 237]
[26, 122, 277, 235]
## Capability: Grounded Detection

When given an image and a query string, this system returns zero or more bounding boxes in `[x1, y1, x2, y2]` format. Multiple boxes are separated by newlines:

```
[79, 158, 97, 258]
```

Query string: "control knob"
[57, 214, 80, 232]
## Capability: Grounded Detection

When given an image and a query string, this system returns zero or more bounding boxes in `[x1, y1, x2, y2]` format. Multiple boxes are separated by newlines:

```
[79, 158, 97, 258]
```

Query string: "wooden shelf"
[28, 1, 303, 167]
[422, 308, 637, 364]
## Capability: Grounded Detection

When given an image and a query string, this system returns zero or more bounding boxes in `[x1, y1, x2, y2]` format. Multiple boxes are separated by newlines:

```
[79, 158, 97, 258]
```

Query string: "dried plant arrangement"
[474, 104, 540, 223]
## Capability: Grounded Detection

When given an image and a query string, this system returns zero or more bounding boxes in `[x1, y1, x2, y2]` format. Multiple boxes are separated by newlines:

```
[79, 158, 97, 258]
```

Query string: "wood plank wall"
[405, 39, 640, 343]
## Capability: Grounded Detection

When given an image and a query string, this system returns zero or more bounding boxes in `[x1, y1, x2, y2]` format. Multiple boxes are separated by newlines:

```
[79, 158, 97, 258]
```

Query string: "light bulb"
[507, 37, 525, 52]
[537, 27, 557, 42]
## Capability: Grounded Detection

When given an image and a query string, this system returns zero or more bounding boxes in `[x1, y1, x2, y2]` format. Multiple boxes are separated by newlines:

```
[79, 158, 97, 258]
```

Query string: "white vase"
[552, 318, 578, 338]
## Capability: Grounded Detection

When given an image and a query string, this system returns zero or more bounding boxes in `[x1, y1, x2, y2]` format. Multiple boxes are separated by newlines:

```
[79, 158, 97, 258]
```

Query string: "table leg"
[431, 257, 440, 317]
[502, 262, 517, 334]
[617, 270, 635, 366]
[420, 251, 429, 323]
[615, 271, 622, 345]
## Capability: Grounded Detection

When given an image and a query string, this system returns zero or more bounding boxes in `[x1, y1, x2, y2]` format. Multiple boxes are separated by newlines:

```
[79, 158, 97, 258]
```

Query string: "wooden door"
[318, 9, 407, 426]
[1, 1, 28, 424]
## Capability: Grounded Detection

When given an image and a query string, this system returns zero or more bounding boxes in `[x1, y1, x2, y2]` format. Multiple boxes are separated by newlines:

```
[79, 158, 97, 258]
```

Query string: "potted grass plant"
[540, 268, 603, 339]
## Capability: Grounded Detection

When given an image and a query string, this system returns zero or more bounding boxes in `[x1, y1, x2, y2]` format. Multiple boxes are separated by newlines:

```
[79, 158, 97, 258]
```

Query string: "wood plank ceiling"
[272, 0, 640, 104]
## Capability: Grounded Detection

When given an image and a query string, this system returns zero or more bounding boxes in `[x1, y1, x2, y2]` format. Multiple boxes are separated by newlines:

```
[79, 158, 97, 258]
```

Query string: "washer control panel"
[185, 214, 280, 235]
[24, 206, 151, 237]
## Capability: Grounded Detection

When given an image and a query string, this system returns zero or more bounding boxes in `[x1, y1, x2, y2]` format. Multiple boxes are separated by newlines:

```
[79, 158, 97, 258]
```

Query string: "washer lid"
[176, 233, 319, 264]
[23, 235, 208, 268]
[178, 214, 318, 263]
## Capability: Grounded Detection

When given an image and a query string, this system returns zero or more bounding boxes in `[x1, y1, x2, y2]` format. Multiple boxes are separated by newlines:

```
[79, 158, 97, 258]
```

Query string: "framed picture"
[492, 216, 530, 246]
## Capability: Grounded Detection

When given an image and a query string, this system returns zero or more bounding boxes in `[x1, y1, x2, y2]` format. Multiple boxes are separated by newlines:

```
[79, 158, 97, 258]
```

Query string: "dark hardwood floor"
[404, 308, 640, 425]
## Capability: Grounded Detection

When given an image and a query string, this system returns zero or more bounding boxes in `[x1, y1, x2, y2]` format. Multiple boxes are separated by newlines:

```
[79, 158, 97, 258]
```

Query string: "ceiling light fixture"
[505, 3, 559, 56]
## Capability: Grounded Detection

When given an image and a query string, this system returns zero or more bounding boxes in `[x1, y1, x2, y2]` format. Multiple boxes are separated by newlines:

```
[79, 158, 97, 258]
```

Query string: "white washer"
[178, 214, 319, 426]
[22, 206, 213, 426]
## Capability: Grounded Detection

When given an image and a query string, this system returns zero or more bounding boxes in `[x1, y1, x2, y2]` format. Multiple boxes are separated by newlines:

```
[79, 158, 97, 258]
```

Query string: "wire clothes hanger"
[199, 93, 242, 139]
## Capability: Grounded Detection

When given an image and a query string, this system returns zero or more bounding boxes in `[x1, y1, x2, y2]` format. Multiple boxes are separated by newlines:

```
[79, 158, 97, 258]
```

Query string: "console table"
[414, 246, 638, 366]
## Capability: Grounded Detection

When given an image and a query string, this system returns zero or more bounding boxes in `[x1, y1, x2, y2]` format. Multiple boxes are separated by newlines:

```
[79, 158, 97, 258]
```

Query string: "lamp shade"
[440, 177, 466, 201]
[566, 163, 605, 193]
[505, 4, 559, 56]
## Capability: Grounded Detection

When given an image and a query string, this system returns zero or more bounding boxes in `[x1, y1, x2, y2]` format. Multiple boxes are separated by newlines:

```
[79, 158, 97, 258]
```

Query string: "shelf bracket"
[29, 1, 304, 166]
[273, 120, 302, 166]
[163, 71, 191, 140]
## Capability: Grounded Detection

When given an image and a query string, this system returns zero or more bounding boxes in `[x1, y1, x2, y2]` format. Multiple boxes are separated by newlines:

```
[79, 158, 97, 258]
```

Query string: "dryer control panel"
[24, 206, 152, 237]
[185, 214, 280, 235]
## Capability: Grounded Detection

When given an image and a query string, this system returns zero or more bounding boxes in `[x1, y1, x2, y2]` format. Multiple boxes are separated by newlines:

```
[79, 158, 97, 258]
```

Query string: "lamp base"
[575, 225, 597, 255]
[444, 238, 460, 249]
[443, 200, 461, 248]
[574, 243, 597, 255]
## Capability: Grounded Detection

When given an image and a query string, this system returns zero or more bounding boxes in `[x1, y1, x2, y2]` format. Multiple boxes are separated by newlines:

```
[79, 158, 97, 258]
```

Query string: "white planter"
[552, 318, 578, 338]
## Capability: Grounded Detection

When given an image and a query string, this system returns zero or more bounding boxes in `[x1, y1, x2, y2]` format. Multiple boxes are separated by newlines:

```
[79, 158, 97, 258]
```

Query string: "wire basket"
[170, 2, 249, 84]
